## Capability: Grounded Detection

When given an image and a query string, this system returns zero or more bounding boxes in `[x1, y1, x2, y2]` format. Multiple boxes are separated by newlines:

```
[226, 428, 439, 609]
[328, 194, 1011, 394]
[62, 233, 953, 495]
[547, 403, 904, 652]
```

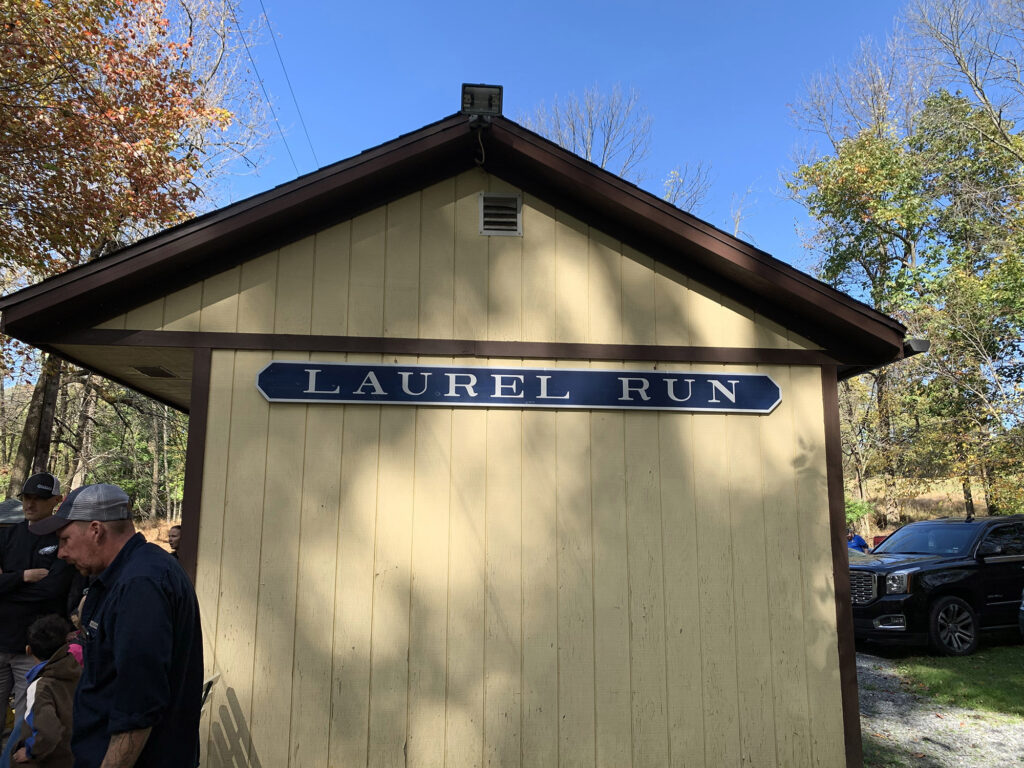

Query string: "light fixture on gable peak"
[461, 83, 503, 117]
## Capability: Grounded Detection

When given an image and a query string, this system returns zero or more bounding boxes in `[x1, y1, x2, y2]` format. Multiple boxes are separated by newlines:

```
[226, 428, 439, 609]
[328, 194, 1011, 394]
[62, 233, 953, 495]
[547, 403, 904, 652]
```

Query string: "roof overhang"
[0, 112, 907, 408]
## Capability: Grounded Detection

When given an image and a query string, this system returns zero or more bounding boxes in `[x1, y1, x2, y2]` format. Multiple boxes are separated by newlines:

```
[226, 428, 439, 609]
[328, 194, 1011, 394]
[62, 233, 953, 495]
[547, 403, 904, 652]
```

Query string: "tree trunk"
[962, 477, 975, 516]
[162, 406, 170, 518]
[69, 376, 96, 489]
[874, 370, 902, 527]
[982, 462, 999, 514]
[150, 412, 159, 518]
[7, 356, 60, 497]
[53, 376, 70, 481]
[0, 375, 7, 465]
[32, 359, 61, 475]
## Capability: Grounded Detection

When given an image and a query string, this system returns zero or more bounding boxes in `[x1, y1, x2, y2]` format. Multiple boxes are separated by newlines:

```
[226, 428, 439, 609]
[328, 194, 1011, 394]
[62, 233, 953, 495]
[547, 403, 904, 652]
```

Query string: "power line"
[227, 2, 299, 176]
[256, 0, 320, 168]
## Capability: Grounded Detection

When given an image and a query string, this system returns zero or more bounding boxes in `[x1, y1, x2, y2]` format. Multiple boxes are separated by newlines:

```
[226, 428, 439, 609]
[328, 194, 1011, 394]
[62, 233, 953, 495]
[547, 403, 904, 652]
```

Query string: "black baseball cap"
[21, 472, 60, 499]
[28, 484, 130, 535]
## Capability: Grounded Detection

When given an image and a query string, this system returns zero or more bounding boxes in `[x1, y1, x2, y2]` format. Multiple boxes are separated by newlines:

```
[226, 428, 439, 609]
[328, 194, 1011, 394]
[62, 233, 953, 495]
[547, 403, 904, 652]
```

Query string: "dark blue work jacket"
[73, 533, 203, 768]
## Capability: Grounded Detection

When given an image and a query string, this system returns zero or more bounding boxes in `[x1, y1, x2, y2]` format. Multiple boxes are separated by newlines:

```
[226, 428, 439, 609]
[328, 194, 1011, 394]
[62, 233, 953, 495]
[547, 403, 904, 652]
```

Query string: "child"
[9, 615, 81, 767]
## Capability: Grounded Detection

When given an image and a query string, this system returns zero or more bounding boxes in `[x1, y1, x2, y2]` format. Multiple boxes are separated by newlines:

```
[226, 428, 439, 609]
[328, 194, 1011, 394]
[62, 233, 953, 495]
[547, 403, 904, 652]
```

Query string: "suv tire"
[929, 596, 979, 656]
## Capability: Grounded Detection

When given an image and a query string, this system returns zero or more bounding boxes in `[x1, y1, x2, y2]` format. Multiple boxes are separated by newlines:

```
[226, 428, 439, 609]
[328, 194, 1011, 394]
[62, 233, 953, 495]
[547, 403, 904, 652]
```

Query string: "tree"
[0, 0, 235, 275]
[791, 5, 1024, 519]
[0, 0, 264, 502]
[523, 83, 713, 213]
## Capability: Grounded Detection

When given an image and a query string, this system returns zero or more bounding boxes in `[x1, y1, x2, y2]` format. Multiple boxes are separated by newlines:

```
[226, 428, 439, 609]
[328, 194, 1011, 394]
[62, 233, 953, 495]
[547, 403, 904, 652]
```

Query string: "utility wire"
[256, 0, 320, 168]
[227, 2, 299, 176]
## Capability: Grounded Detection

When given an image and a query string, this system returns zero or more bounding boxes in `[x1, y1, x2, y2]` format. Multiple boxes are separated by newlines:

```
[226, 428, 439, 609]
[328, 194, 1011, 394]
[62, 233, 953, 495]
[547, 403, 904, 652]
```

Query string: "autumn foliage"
[0, 0, 232, 278]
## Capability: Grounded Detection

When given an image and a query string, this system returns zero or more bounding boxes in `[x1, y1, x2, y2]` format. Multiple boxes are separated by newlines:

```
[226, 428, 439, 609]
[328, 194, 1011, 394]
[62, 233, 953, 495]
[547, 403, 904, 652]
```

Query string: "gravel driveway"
[858, 651, 1024, 767]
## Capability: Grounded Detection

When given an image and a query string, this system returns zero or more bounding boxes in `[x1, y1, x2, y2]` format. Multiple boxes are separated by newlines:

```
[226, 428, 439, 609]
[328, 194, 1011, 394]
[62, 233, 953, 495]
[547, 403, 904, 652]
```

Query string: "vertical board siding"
[487, 179, 524, 342]
[199, 359, 845, 768]
[205, 349, 271, 767]
[367, 404, 416, 768]
[624, 408, 670, 767]
[446, 408, 487, 767]
[290, 393, 344, 768]
[760, 366, 813, 766]
[407, 402, 452, 767]
[658, 409, 705, 766]
[484, 406, 523, 765]
[791, 366, 847, 767]
[419, 180, 456, 339]
[555, 408, 596, 768]
[161, 172, 846, 768]
[519, 405, 559, 765]
[110, 172, 816, 351]
[726, 371, 777, 767]
[589, 403, 632, 768]
[329, 403, 380, 767]
[195, 350, 233, 763]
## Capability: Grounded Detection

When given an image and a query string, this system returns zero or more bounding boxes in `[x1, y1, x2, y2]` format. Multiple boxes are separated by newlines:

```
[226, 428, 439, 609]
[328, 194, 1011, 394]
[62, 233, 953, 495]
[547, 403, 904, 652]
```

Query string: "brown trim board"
[822, 365, 863, 768]
[53, 328, 841, 366]
[178, 347, 211, 584]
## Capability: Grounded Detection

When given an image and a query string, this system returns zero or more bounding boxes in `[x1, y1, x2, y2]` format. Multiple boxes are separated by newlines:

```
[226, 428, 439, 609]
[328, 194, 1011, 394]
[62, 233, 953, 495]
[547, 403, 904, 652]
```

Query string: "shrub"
[845, 497, 875, 526]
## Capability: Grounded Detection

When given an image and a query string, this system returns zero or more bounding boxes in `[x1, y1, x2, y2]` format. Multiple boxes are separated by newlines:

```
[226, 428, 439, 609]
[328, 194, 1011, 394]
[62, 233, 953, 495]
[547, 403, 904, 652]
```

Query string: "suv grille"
[850, 571, 876, 605]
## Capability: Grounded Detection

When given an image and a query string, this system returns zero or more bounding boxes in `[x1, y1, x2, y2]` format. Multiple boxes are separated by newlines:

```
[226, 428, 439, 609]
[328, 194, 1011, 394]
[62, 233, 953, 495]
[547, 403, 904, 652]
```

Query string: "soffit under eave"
[45, 343, 193, 412]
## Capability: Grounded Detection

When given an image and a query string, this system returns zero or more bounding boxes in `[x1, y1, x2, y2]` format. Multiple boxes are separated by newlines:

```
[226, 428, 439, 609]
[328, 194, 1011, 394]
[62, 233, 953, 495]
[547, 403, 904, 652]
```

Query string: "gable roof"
[0, 112, 907, 393]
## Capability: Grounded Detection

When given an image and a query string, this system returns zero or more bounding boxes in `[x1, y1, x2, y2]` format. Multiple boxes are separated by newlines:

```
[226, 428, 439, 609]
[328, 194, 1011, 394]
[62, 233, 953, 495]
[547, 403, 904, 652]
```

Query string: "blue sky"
[227, 1, 904, 270]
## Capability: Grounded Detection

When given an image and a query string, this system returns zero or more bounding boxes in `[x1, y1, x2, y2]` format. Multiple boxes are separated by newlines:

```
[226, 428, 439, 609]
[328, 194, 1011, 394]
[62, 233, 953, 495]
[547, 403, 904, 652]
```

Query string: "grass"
[862, 735, 915, 768]
[894, 642, 1024, 718]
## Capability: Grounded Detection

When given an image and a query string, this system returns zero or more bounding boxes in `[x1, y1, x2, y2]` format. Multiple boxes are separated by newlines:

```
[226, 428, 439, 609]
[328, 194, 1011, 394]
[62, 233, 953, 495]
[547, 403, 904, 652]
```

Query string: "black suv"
[849, 515, 1024, 655]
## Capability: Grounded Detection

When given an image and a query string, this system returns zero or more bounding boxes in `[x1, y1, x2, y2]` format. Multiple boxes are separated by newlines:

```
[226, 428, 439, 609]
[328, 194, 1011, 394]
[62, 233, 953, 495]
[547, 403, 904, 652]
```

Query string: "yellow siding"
[197, 355, 845, 768]
[103, 170, 819, 351]
[97, 168, 844, 767]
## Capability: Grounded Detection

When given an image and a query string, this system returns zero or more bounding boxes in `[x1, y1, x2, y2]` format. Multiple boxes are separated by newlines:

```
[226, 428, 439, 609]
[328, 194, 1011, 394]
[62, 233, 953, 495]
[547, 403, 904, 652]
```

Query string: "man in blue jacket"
[847, 526, 869, 553]
[0, 472, 71, 733]
[30, 484, 203, 768]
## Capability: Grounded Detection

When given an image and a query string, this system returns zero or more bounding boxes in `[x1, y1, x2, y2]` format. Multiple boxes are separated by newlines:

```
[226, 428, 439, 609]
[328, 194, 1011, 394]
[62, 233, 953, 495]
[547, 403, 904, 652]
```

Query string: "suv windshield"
[872, 522, 978, 556]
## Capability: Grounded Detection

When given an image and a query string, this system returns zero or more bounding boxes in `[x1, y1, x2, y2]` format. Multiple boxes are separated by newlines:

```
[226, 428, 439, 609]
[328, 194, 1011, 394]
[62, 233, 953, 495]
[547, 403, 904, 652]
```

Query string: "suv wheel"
[929, 596, 978, 656]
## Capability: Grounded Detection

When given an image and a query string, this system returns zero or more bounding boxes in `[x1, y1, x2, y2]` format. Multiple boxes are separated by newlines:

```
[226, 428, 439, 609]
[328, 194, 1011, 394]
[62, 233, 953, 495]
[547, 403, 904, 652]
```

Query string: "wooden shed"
[0, 101, 910, 767]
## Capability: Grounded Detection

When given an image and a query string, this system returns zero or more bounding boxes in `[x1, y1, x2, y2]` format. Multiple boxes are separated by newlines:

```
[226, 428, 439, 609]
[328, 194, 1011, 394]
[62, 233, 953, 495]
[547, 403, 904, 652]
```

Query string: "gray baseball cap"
[28, 484, 130, 535]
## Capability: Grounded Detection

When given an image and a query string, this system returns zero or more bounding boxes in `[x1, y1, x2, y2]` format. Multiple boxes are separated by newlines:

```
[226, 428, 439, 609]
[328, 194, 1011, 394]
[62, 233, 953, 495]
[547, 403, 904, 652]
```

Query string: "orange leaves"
[0, 0, 216, 274]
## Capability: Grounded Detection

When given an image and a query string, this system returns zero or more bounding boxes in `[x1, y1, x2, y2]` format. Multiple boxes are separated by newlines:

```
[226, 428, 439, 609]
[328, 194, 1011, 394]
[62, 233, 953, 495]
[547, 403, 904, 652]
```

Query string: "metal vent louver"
[132, 365, 177, 379]
[480, 193, 522, 236]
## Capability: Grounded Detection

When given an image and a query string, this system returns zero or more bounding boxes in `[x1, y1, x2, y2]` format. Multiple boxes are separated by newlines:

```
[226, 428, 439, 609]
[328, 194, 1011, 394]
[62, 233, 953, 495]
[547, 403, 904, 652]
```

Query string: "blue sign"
[257, 362, 781, 414]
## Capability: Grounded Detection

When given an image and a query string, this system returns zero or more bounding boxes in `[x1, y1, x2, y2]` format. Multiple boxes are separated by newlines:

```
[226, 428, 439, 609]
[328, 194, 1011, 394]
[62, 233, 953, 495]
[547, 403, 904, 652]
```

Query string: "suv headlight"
[885, 570, 914, 594]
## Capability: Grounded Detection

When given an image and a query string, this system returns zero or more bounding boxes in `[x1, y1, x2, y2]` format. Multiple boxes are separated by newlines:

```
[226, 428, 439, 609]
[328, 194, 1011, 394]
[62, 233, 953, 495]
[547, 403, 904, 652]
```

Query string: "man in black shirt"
[0, 472, 71, 730]
[31, 483, 203, 768]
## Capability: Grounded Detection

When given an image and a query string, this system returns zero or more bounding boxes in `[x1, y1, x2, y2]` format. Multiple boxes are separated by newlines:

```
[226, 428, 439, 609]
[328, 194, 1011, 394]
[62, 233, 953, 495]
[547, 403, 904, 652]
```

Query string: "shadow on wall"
[194, 186, 846, 767]
[209, 687, 263, 768]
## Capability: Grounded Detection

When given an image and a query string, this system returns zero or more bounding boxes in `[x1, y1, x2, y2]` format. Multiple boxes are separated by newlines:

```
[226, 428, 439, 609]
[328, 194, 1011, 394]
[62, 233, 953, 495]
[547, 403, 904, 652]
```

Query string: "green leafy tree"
[792, 69, 1024, 518]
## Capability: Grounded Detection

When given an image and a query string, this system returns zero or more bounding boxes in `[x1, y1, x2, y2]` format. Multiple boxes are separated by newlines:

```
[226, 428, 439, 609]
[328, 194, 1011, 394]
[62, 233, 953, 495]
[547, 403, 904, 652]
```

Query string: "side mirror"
[978, 540, 1003, 557]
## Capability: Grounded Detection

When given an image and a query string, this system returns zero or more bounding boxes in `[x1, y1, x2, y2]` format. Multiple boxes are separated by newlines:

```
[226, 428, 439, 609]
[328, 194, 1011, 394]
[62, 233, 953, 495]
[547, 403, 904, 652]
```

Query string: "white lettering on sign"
[708, 379, 740, 403]
[491, 374, 525, 398]
[258, 362, 781, 414]
[445, 373, 478, 397]
[537, 375, 570, 400]
[304, 369, 340, 395]
[399, 371, 431, 396]
[618, 377, 652, 401]
[354, 371, 386, 396]
[665, 378, 696, 403]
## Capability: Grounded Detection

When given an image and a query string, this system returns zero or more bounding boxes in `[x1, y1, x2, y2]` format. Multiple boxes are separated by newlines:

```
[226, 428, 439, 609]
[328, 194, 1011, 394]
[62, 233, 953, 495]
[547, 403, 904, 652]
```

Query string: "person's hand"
[12, 746, 30, 763]
[22, 568, 48, 583]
